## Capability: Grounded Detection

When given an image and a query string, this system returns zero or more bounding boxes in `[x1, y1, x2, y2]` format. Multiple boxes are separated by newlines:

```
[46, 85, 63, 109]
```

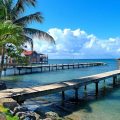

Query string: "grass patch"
[0, 105, 19, 120]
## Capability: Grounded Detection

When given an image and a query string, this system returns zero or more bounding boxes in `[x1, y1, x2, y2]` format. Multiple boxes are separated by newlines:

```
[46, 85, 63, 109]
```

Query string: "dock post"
[31, 68, 32, 73]
[84, 85, 87, 91]
[62, 64, 64, 70]
[113, 76, 117, 86]
[103, 79, 106, 88]
[68, 64, 70, 69]
[52, 64, 54, 71]
[49, 65, 50, 71]
[61, 91, 65, 106]
[56, 64, 57, 71]
[18, 69, 20, 75]
[41, 67, 42, 72]
[74, 88, 79, 101]
[95, 81, 99, 96]
[73, 64, 75, 69]
[14, 67, 16, 75]
[84, 85, 87, 96]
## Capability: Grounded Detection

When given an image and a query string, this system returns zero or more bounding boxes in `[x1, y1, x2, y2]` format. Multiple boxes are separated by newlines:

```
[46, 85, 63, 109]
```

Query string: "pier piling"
[74, 88, 79, 101]
[61, 91, 65, 106]
[95, 81, 99, 96]
[113, 76, 117, 85]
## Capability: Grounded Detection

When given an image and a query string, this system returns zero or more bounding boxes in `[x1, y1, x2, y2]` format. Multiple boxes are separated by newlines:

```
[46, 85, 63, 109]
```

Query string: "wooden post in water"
[14, 67, 16, 75]
[40, 67, 42, 72]
[113, 76, 117, 86]
[61, 91, 65, 106]
[62, 64, 64, 70]
[84, 85, 87, 91]
[73, 63, 75, 69]
[68, 64, 69, 69]
[74, 88, 79, 101]
[18, 69, 21, 75]
[84, 85, 87, 97]
[48, 65, 50, 71]
[103, 79, 106, 88]
[56, 64, 57, 71]
[31, 68, 32, 73]
[52, 64, 54, 71]
[95, 81, 99, 96]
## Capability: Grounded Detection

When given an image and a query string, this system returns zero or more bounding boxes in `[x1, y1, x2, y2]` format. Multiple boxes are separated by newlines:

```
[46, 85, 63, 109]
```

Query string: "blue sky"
[24, 0, 120, 59]
[27, 0, 120, 39]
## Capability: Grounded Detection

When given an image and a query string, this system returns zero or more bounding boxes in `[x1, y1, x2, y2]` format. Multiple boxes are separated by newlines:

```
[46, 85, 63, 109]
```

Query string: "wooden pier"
[0, 69, 120, 104]
[13, 62, 105, 75]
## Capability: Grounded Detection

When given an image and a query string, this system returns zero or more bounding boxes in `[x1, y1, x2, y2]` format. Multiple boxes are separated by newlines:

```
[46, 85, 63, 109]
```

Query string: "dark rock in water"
[16, 112, 25, 118]
[45, 111, 59, 120]
[16, 111, 40, 120]
[0, 82, 7, 90]
[34, 107, 45, 117]
[13, 106, 28, 115]
[0, 98, 19, 111]
[43, 118, 52, 120]
[0, 112, 7, 120]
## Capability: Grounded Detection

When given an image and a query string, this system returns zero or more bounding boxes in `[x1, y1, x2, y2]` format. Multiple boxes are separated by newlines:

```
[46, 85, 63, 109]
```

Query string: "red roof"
[23, 51, 33, 56]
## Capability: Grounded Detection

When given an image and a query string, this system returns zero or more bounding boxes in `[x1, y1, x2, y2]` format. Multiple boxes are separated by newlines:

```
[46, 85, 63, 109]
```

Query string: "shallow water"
[1, 59, 120, 120]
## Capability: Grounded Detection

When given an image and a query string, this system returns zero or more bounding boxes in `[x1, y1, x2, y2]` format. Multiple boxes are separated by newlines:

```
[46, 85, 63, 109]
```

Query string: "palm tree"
[0, 20, 25, 76]
[0, 0, 54, 50]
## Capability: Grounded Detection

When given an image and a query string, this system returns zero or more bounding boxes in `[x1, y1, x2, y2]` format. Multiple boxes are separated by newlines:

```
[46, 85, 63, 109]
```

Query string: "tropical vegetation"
[0, 0, 54, 74]
[0, 20, 26, 76]
[0, 105, 19, 120]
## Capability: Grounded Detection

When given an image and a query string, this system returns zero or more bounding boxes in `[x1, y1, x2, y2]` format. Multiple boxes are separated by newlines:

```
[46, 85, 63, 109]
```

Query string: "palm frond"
[12, 0, 36, 18]
[24, 28, 55, 44]
[0, 0, 13, 20]
[13, 12, 43, 26]
[24, 35, 33, 50]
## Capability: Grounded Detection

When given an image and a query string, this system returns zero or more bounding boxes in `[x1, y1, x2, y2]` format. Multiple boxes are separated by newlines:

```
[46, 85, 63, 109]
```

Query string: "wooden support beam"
[113, 76, 117, 86]
[49, 65, 50, 71]
[84, 85, 87, 97]
[62, 64, 64, 70]
[61, 91, 65, 106]
[56, 64, 57, 70]
[95, 81, 99, 96]
[31, 68, 32, 73]
[103, 79, 105, 87]
[41, 67, 42, 72]
[73, 64, 75, 69]
[18, 69, 20, 75]
[74, 88, 79, 101]
[51, 65, 53, 71]
[68, 65, 70, 69]
[14, 68, 16, 75]
[84, 85, 87, 91]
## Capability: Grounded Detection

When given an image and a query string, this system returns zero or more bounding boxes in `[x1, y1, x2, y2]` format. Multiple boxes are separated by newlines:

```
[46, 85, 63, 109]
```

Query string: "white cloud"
[32, 28, 120, 59]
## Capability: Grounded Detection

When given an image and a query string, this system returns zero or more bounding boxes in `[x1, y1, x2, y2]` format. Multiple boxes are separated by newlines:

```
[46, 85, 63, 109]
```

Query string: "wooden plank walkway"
[14, 62, 105, 75]
[0, 69, 119, 104]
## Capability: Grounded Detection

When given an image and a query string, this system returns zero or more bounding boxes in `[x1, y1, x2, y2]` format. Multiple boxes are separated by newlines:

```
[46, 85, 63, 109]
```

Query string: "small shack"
[23, 50, 48, 64]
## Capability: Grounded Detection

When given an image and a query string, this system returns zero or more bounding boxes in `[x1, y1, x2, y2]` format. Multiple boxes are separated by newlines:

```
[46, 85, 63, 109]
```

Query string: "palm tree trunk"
[0, 46, 5, 77]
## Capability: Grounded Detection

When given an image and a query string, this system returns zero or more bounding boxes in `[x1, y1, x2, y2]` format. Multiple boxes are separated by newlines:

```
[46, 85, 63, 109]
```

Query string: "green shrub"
[0, 105, 19, 120]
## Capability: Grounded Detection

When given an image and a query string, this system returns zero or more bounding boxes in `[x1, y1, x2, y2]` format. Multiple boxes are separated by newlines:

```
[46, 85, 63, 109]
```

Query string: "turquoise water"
[1, 59, 120, 120]
[2, 59, 118, 88]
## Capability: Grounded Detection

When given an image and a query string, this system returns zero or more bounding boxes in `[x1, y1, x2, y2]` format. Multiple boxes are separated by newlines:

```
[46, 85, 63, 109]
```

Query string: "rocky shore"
[0, 98, 72, 120]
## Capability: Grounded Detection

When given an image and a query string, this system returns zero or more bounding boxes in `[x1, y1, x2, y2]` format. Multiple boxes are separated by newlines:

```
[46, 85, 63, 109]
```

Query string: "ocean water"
[1, 59, 118, 88]
[1, 59, 120, 120]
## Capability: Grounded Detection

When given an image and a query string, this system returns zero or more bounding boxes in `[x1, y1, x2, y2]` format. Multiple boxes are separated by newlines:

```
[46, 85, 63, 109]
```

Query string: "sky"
[24, 0, 120, 59]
